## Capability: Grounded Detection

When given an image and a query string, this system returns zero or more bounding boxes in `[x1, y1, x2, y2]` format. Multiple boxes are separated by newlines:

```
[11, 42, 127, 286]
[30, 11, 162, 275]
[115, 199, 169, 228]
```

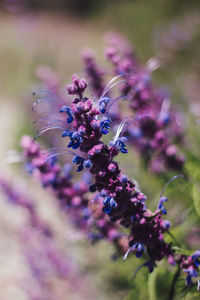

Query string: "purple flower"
[110, 136, 128, 153]
[103, 196, 117, 215]
[120, 174, 129, 184]
[60, 105, 74, 123]
[23, 59, 194, 294]
[98, 97, 110, 114]
[162, 220, 171, 230]
[82, 49, 105, 96]
[192, 251, 200, 267]
[21, 135, 129, 267]
[134, 243, 144, 258]
[62, 129, 71, 137]
[103, 33, 184, 173]
[67, 131, 82, 149]
[62, 130, 82, 149]
[123, 243, 144, 260]
[184, 267, 199, 286]
[72, 155, 84, 172]
[158, 196, 168, 214]
[100, 117, 111, 134]
[83, 159, 92, 169]
[66, 74, 87, 96]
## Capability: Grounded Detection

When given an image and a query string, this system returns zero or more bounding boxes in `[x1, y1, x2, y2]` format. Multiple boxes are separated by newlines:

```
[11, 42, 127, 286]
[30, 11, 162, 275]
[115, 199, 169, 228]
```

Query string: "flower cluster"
[21, 135, 128, 251]
[21, 135, 90, 227]
[176, 251, 200, 289]
[20, 39, 200, 293]
[82, 33, 184, 173]
[51, 74, 198, 288]
[82, 49, 105, 96]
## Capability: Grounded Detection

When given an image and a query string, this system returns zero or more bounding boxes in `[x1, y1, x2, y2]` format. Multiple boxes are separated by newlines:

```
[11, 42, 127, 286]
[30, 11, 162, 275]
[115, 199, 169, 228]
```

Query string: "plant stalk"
[168, 265, 180, 300]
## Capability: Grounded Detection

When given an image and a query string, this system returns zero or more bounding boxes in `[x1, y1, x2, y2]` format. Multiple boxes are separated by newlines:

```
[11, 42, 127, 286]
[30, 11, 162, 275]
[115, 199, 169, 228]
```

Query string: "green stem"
[167, 231, 181, 247]
[146, 210, 162, 220]
[168, 265, 180, 300]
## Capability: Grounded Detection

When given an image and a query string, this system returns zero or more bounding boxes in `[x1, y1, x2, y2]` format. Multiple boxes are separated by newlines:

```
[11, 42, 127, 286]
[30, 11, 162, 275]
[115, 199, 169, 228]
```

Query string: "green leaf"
[192, 184, 200, 216]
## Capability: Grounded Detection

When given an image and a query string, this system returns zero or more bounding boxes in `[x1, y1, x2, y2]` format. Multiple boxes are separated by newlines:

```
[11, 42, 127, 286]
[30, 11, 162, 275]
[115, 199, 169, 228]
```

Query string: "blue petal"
[103, 205, 112, 214]
[83, 159, 92, 169]
[62, 130, 71, 137]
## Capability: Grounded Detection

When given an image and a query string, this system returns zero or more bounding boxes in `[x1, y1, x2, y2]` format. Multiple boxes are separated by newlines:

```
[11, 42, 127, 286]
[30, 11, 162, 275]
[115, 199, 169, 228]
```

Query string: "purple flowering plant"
[19, 66, 200, 300]
[21, 135, 127, 250]
[82, 33, 185, 174]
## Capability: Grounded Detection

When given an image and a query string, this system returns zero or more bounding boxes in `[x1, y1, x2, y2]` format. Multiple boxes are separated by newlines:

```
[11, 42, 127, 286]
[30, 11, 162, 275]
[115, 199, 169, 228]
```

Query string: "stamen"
[160, 174, 184, 199]
[131, 262, 147, 282]
[113, 116, 133, 143]
[106, 95, 127, 115]
[45, 151, 75, 161]
[101, 74, 123, 97]
[123, 247, 133, 261]
[42, 148, 77, 156]
[32, 97, 60, 112]
[34, 126, 65, 140]
[33, 118, 66, 127]
[32, 90, 65, 112]
[113, 112, 149, 144]
[101, 80, 127, 98]
[33, 89, 57, 97]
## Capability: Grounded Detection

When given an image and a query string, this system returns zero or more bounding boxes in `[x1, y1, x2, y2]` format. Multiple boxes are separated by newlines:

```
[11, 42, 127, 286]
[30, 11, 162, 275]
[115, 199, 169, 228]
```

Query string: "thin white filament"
[131, 262, 147, 282]
[45, 151, 75, 162]
[106, 95, 127, 115]
[39, 123, 66, 131]
[113, 116, 134, 143]
[101, 80, 127, 98]
[33, 89, 57, 97]
[100, 74, 124, 98]
[123, 246, 133, 261]
[43, 148, 77, 156]
[160, 174, 184, 199]
[38, 125, 65, 133]
[33, 118, 66, 126]
[32, 97, 61, 112]
[34, 126, 64, 140]
[101, 74, 137, 100]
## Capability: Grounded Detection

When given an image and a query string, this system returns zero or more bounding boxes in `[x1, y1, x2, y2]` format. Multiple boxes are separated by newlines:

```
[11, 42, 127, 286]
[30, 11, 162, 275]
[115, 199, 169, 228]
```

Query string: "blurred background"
[0, 1, 200, 299]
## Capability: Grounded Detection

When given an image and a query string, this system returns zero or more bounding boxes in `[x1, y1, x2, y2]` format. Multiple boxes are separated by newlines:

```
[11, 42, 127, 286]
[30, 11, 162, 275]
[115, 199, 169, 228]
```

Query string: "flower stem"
[167, 231, 181, 247]
[168, 265, 180, 300]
